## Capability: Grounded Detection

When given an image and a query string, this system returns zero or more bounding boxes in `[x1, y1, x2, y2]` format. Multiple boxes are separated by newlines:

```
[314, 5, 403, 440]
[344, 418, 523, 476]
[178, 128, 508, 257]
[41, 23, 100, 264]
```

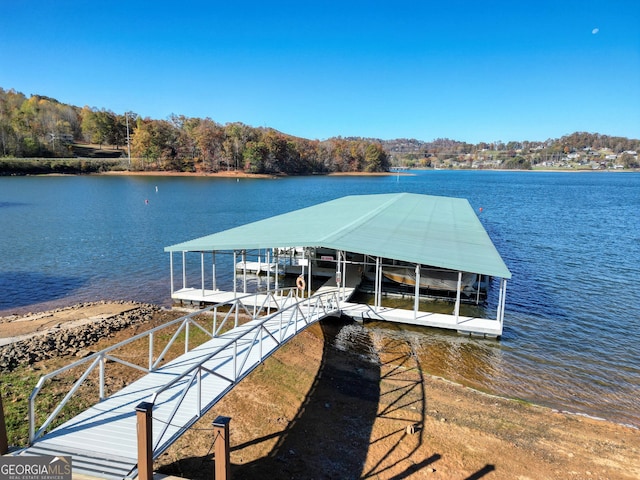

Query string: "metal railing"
[27, 288, 304, 443]
[147, 287, 343, 456]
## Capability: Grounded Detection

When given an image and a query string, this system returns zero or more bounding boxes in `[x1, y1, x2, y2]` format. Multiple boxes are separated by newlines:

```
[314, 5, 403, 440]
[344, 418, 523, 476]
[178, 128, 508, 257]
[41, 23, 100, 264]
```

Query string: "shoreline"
[96, 169, 409, 178]
[5, 167, 637, 178]
[2, 301, 638, 478]
[95, 168, 638, 177]
[1, 300, 637, 431]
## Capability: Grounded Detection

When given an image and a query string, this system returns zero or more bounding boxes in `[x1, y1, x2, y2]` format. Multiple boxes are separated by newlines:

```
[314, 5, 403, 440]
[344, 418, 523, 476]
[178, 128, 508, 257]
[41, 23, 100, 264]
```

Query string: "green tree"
[243, 141, 269, 173]
[364, 143, 389, 172]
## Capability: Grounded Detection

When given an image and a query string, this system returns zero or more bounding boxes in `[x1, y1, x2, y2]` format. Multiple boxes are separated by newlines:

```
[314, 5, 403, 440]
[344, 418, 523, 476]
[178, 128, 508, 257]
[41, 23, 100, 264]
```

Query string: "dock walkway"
[17, 290, 343, 480]
[340, 303, 502, 337]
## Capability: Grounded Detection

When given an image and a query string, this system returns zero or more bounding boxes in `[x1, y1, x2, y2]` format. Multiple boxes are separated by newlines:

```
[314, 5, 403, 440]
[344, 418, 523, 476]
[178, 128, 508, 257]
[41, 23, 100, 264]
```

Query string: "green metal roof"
[164, 193, 511, 279]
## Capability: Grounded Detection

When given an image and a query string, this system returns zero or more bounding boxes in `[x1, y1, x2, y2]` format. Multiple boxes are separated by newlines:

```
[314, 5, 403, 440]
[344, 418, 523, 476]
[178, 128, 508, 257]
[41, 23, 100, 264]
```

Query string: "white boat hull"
[383, 267, 481, 292]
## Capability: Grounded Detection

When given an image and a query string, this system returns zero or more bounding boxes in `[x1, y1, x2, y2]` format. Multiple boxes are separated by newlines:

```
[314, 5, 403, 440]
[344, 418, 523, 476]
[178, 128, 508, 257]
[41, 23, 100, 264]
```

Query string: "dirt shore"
[1, 304, 638, 479]
[97, 170, 406, 178]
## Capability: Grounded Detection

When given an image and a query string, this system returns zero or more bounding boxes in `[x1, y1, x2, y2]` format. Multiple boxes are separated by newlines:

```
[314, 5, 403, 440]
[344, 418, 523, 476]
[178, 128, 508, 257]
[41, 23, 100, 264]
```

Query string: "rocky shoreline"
[1, 301, 638, 478]
[0, 301, 162, 371]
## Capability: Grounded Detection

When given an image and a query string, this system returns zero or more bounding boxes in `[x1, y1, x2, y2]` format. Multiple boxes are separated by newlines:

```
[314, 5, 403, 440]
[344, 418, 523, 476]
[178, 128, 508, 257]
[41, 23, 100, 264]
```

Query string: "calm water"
[1, 171, 639, 427]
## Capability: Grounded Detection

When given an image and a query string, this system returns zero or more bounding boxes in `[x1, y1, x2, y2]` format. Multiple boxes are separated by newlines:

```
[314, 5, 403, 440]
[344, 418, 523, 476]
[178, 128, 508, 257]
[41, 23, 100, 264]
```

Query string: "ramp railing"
[27, 288, 303, 444]
[147, 288, 343, 456]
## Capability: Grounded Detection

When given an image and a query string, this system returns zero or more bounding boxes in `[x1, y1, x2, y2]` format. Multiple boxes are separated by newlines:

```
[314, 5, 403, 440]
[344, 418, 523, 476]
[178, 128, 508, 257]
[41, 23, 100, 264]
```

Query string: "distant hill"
[1, 87, 638, 173]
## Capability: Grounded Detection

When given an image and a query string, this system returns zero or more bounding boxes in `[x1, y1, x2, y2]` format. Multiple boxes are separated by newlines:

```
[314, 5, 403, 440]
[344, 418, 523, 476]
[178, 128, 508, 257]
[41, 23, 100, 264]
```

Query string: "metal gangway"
[16, 287, 346, 479]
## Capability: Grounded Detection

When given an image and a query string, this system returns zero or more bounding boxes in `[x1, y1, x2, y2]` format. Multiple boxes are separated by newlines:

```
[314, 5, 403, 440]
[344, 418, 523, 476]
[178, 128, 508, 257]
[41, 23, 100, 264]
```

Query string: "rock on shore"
[0, 302, 162, 371]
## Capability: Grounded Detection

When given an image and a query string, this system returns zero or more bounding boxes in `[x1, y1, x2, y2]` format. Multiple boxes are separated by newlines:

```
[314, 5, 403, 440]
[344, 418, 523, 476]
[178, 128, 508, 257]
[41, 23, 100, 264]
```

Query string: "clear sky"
[1, 0, 638, 144]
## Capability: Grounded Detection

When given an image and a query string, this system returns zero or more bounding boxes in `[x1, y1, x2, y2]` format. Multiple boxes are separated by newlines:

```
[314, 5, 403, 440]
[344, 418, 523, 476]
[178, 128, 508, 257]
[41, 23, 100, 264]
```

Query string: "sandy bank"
[1, 303, 637, 479]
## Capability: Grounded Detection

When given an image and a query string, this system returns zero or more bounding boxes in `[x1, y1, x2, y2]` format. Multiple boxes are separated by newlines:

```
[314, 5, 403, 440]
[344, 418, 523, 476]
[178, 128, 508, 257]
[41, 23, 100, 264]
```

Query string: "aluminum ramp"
[17, 293, 341, 479]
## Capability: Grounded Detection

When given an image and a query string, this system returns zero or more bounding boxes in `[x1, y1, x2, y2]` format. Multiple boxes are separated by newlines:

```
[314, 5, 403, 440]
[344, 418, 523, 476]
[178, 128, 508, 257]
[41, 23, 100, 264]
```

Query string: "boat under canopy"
[164, 192, 512, 337]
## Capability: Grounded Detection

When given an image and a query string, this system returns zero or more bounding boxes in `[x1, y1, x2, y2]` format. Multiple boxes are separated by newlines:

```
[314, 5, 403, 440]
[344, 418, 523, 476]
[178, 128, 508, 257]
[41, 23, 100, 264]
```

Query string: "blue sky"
[1, 0, 638, 143]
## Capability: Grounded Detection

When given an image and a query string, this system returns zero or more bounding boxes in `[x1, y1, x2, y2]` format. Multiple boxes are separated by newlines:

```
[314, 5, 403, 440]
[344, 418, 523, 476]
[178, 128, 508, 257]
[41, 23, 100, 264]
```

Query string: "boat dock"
[165, 193, 511, 338]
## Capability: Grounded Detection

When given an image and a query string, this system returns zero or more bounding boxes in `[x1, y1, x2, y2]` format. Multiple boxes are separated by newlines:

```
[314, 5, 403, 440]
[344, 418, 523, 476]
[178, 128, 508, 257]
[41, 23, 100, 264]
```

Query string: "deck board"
[341, 303, 502, 336]
[18, 298, 335, 479]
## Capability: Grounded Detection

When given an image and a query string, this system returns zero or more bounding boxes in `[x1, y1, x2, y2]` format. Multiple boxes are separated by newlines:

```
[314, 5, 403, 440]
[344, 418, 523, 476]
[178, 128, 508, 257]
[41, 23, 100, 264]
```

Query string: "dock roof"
[165, 193, 511, 279]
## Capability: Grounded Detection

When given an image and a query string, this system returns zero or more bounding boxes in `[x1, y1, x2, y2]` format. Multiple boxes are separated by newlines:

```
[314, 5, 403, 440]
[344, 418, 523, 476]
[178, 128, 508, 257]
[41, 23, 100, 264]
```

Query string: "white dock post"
[275, 249, 279, 291]
[182, 251, 187, 290]
[212, 252, 217, 291]
[242, 250, 247, 294]
[375, 257, 381, 311]
[502, 280, 508, 327]
[497, 278, 507, 328]
[307, 248, 312, 299]
[266, 249, 271, 290]
[233, 251, 237, 297]
[342, 251, 347, 301]
[169, 252, 174, 295]
[201, 252, 205, 297]
[496, 277, 504, 325]
[454, 271, 462, 323]
[414, 264, 421, 321]
[336, 250, 342, 300]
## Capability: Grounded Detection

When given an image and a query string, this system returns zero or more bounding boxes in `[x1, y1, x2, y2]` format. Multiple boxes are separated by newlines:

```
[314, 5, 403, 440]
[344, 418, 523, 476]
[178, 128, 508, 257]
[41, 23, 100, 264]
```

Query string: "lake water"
[1, 171, 639, 427]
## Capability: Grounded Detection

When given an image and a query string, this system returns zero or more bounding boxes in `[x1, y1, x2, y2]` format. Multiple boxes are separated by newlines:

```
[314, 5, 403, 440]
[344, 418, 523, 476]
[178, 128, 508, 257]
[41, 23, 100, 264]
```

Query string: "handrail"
[27, 288, 300, 443]
[148, 288, 343, 454]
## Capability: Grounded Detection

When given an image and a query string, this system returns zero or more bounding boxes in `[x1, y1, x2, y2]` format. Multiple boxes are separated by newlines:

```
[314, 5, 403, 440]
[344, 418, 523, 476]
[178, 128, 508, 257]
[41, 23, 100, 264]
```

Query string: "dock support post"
[414, 264, 421, 321]
[375, 257, 381, 311]
[242, 250, 247, 294]
[233, 251, 237, 297]
[275, 249, 279, 291]
[497, 278, 507, 328]
[212, 252, 217, 291]
[213, 416, 232, 480]
[0, 384, 8, 454]
[182, 251, 187, 290]
[136, 402, 154, 480]
[342, 251, 348, 301]
[170, 252, 174, 295]
[307, 248, 312, 299]
[201, 252, 205, 297]
[454, 272, 462, 323]
[266, 249, 271, 290]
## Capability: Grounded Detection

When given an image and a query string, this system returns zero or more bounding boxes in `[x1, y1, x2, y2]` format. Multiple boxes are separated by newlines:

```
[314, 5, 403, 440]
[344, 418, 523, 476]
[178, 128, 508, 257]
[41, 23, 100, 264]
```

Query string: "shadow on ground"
[231, 316, 381, 479]
[157, 317, 498, 479]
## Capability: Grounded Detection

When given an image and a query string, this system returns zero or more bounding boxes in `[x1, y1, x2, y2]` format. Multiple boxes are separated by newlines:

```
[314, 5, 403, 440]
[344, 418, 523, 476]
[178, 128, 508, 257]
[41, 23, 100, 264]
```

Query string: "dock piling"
[136, 402, 154, 480]
[0, 384, 8, 454]
[213, 416, 232, 480]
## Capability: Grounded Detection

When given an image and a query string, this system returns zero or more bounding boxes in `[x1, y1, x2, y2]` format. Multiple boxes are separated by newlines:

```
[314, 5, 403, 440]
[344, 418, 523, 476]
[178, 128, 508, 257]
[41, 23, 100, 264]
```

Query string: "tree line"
[0, 88, 389, 175]
[1, 87, 638, 173]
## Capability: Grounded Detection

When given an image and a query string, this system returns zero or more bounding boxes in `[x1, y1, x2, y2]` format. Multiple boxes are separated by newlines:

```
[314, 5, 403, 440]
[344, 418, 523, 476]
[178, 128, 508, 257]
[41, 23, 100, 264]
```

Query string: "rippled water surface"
[1, 171, 638, 426]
